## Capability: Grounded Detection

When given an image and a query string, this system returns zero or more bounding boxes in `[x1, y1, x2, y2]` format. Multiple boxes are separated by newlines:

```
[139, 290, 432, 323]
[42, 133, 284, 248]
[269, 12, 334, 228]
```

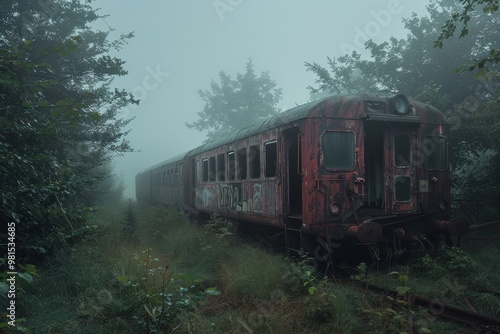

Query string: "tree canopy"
[306, 1, 499, 106]
[186, 59, 282, 142]
[0, 0, 137, 260]
[434, 0, 500, 74]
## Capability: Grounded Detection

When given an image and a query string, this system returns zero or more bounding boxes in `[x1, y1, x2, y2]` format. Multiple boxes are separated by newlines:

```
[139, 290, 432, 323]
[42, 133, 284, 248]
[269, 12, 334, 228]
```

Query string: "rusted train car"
[136, 94, 468, 259]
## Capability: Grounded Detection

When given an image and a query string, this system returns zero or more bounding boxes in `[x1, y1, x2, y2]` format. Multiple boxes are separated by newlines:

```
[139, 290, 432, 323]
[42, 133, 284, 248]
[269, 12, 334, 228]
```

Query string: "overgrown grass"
[14, 205, 365, 333]
[15, 204, 500, 333]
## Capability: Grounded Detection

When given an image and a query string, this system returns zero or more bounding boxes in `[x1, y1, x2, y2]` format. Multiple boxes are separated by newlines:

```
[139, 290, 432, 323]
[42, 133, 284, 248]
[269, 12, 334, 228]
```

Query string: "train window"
[208, 156, 216, 182]
[394, 176, 412, 202]
[265, 141, 277, 177]
[237, 148, 247, 179]
[249, 145, 261, 178]
[217, 154, 225, 181]
[202, 159, 209, 182]
[394, 135, 411, 167]
[425, 136, 447, 170]
[178, 162, 183, 184]
[196, 160, 200, 183]
[365, 100, 386, 113]
[321, 132, 355, 171]
[228, 152, 235, 180]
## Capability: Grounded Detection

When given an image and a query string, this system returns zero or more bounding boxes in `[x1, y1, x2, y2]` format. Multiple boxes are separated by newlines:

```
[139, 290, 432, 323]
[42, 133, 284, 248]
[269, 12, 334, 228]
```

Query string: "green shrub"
[219, 245, 285, 300]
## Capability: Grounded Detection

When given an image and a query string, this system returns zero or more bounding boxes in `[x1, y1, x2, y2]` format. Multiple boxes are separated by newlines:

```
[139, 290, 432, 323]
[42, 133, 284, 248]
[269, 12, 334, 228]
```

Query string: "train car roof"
[186, 93, 446, 156]
[136, 150, 189, 175]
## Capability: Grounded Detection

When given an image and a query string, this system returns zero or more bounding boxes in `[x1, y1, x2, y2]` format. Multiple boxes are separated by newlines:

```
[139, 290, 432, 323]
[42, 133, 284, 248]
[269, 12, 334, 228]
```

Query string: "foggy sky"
[92, 0, 432, 198]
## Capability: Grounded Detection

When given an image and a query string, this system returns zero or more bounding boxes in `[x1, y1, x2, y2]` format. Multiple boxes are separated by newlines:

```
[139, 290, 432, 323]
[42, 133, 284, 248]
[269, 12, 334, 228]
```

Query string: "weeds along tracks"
[353, 281, 500, 333]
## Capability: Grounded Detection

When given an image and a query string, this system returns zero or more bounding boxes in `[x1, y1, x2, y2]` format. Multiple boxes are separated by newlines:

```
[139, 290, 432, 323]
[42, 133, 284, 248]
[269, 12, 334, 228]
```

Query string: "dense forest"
[0, 0, 136, 261]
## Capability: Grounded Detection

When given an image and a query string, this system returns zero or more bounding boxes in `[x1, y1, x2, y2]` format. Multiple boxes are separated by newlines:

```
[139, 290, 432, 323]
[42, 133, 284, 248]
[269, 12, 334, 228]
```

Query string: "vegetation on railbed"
[12, 204, 500, 333]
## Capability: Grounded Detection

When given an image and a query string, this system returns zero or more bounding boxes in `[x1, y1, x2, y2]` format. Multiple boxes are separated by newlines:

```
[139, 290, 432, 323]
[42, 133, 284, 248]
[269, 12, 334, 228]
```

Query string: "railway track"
[359, 282, 500, 333]
[245, 222, 500, 332]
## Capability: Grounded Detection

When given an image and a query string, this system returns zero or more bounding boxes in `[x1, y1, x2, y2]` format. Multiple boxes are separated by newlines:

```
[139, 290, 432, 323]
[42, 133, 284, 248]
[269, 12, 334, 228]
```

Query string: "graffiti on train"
[218, 183, 242, 210]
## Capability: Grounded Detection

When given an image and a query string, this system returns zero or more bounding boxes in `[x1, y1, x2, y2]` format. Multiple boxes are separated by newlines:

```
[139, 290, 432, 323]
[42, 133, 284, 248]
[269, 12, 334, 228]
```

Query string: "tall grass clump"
[219, 245, 286, 300]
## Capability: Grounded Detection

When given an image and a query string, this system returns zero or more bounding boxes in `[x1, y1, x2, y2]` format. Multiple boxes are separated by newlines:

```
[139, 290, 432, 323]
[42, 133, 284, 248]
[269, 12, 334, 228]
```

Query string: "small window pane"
[237, 148, 247, 180]
[195, 160, 200, 183]
[395, 135, 411, 167]
[322, 132, 355, 170]
[178, 162, 183, 185]
[395, 176, 411, 202]
[265, 141, 277, 177]
[202, 159, 208, 182]
[228, 152, 235, 180]
[425, 137, 447, 170]
[208, 156, 216, 182]
[217, 154, 225, 181]
[249, 145, 261, 178]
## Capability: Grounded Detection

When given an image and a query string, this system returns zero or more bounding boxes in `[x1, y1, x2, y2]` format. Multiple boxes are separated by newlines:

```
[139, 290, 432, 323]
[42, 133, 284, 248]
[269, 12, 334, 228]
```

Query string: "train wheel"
[368, 243, 393, 269]
[393, 237, 428, 263]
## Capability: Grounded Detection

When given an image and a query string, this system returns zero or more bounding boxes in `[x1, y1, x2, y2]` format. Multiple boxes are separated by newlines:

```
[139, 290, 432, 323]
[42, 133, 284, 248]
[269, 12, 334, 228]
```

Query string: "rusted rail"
[359, 282, 500, 333]
[468, 221, 500, 233]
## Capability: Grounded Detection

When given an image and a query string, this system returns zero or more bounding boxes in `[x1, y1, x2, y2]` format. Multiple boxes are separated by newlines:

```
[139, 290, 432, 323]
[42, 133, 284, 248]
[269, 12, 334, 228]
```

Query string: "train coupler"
[345, 220, 382, 243]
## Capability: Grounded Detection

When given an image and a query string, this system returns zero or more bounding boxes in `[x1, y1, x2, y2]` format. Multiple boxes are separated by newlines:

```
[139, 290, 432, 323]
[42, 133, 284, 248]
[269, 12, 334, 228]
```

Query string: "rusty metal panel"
[195, 183, 217, 209]
[191, 127, 283, 223]
[300, 98, 365, 233]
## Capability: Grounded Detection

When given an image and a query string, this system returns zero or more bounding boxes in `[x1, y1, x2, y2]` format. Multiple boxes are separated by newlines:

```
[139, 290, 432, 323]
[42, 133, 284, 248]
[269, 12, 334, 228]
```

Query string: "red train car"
[136, 93, 468, 259]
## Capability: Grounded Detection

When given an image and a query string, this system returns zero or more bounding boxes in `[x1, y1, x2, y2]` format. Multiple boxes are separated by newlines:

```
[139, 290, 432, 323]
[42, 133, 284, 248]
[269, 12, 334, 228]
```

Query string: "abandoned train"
[136, 93, 469, 259]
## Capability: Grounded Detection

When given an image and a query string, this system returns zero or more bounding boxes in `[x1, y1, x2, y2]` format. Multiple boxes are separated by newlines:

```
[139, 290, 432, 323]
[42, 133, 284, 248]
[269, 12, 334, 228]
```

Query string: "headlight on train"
[393, 94, 410, 115]
[330, 202, 342, 215]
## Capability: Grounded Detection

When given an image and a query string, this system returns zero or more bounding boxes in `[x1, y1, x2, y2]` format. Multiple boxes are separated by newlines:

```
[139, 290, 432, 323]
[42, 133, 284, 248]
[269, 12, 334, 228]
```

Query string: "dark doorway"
[285, 128, 302, 217]
[364, 124, 385, 210]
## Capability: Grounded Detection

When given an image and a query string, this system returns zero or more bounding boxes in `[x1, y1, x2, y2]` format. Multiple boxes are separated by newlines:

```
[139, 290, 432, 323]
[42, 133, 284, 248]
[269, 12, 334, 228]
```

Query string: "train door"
[363, 123, 386, 213]
[363, 123, 418, 214]
[386, 126, 417, 213]
[283, 127, 302, 250]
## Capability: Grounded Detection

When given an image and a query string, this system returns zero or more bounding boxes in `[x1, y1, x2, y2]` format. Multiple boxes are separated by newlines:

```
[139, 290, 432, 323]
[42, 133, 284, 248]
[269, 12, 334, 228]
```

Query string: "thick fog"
[92, 0, 431, 199]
